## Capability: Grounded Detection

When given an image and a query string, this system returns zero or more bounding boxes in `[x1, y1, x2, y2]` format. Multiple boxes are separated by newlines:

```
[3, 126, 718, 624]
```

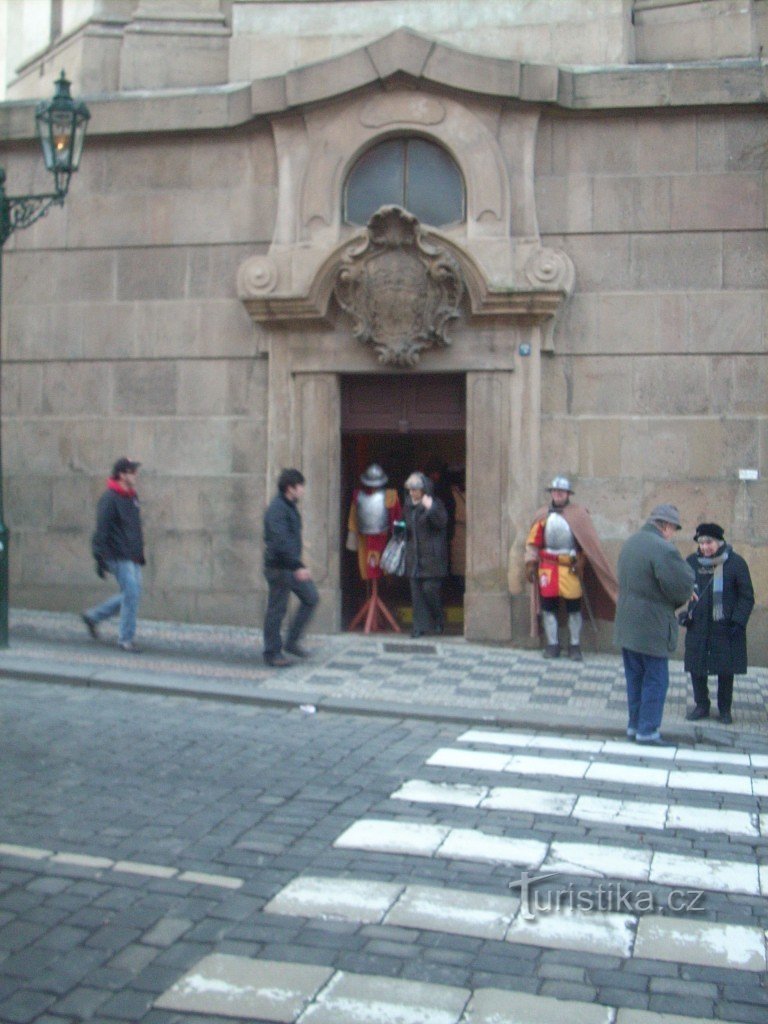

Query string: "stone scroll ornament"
[333, 206, 464, 367]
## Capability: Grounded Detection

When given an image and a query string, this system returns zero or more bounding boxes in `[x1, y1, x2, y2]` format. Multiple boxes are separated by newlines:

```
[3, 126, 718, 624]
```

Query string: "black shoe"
[410, 630, 425, 639]
[718, 712, 733, 725]
[568, 645, 583, 661]
[636, 736, 675, 747]
[543, 644, 560, 659]
[81, 613, 99, 640]
[434, 622, 445, 636]
[284, 643, 310, 658]
[117, 640, 142, 653]
[264, 654, 291, 668]
[685, 705, 710, 721]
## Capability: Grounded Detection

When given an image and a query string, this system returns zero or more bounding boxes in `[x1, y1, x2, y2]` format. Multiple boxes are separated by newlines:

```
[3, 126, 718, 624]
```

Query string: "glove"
[95, 559, 107, 579]
[525, 562, 538, 585]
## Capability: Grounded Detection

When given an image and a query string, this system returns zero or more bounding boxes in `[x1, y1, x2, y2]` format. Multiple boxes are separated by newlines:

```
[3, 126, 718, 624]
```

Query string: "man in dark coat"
[614, 503, 695, 745]
[403, 471, 448, 638]
[683, 522, 755, 724]
[262, 468, 319, 667]
[82, 457, 146, 652]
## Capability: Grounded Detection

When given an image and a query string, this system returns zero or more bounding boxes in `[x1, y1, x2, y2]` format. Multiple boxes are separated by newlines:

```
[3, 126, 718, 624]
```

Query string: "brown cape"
[527, 501, 618, 637]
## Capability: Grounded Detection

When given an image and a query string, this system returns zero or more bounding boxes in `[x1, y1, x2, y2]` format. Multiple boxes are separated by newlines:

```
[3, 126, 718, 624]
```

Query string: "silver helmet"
[548, 475, 573, 493]
[360, 463, 388, 488]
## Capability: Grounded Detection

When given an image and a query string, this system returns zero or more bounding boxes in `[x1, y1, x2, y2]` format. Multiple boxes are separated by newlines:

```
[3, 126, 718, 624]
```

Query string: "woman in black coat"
[403, 471, 448, 638]
[683, 522, 755, 724]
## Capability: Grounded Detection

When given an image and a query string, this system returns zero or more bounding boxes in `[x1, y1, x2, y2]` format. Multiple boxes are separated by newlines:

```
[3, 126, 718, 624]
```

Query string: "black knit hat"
[694, 522, 725, 542]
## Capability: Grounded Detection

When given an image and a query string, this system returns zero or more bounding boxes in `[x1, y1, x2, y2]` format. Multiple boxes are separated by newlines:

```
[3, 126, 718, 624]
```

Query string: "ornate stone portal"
[333, 207, 464, 368]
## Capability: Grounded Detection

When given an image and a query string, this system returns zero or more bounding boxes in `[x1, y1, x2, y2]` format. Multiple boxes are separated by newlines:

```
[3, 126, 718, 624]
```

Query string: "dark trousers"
[691, 673, 734, 715]
[263, 568, 319, 657]
[410, 577, 444, 634]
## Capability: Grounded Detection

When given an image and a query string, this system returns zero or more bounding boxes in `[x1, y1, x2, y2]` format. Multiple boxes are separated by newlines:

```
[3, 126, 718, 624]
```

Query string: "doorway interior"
[340, 373, 466, 633]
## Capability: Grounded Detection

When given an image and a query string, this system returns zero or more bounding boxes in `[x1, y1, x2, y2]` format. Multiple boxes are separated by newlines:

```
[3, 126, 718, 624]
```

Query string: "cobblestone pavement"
[2, 610, 767, 742]
[0, 678, 767, 1023]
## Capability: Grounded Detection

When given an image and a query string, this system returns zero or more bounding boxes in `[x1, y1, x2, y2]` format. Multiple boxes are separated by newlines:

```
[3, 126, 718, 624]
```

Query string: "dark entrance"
[340, 373, 466, 632]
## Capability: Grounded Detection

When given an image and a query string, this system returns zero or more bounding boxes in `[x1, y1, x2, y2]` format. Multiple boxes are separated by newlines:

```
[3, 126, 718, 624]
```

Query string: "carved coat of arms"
[334, 206, 464, 367]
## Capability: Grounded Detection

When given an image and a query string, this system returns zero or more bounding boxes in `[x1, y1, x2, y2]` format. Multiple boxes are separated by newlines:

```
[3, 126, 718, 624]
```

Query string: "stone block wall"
[536, 107, 768, 664]
[2, 124, 278, 625]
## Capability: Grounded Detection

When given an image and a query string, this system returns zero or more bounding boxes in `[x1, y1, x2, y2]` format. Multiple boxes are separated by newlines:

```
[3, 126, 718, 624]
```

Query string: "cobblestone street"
[1, 635, 767, 1023]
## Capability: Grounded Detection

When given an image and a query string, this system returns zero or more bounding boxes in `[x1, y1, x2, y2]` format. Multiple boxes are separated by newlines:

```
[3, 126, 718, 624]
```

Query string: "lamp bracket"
[0, 191, 64, 246]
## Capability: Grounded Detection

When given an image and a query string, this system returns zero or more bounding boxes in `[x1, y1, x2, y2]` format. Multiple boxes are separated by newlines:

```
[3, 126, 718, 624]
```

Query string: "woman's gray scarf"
[697, 548, 728, 621]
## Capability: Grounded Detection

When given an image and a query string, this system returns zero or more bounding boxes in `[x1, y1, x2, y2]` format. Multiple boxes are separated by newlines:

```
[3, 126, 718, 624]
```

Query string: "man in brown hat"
[525, 476, 618, 660]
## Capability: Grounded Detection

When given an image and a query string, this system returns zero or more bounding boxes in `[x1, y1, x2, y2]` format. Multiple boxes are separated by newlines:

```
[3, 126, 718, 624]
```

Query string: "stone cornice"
[1, 28, 767, 140]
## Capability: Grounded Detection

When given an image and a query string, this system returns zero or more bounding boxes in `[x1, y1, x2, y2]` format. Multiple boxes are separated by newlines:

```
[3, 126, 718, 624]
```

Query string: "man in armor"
[347, 464, 402, 580]
[525, 476, 618, 660]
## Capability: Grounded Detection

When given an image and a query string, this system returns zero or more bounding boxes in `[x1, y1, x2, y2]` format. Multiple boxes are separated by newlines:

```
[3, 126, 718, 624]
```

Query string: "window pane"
[405, 138, 464, 226]
[346, 139, 404, 224]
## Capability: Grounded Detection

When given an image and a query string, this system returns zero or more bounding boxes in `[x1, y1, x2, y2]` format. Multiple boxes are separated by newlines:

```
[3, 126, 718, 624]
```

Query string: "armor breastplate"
[356, 489, 389, 534]
[543, 512, 575, 554]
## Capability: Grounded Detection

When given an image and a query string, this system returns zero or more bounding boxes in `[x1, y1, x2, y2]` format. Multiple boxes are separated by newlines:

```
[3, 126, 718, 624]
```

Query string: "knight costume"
[347, 464, 403, 579]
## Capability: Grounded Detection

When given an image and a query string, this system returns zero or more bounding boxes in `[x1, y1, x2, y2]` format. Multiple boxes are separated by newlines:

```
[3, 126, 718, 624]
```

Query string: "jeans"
[263, 568, 319, 657]
[409, 577, 444, 634]
[86, 560, 142, 644]
[622, 648, 670, 741]
[691, 673, 734, 715]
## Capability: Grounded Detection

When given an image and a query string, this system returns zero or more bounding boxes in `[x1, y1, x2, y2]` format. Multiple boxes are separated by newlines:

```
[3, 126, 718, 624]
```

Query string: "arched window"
[344, 137, 464, 227]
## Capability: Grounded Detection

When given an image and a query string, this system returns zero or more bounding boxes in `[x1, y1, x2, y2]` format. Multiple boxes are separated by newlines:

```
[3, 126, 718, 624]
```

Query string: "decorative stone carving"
[237, 255, 278, 296]
[333, 206, 464, 367]
[524, 247, 575, 294]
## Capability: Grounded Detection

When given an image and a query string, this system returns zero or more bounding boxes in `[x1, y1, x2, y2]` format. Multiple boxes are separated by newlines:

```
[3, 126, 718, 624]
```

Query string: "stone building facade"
[0, 1, 765, 661]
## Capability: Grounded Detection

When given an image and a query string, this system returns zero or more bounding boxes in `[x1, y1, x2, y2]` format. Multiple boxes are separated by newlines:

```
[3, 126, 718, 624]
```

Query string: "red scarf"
[107, 478, 137, 498]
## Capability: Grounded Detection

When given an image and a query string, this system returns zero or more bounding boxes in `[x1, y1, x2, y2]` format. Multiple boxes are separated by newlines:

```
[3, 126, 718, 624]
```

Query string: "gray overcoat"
[613, 523, 695, 657]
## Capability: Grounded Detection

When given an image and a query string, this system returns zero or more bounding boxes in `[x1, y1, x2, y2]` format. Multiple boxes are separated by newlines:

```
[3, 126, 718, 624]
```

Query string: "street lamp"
[0, 71, 90, 647]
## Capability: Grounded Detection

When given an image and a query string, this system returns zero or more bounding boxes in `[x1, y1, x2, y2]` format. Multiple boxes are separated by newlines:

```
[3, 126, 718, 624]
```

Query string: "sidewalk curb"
[3, 662, 766, 750]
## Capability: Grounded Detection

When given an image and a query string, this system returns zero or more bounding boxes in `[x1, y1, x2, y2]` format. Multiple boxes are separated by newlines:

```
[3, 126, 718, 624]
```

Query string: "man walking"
[262, 469, 319, 667]
[82, 457, 145, 652]
[614, 503, 695, 745]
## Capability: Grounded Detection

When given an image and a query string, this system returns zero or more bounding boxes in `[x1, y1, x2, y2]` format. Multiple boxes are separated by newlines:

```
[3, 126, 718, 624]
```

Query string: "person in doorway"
[614, 503, 695, 746]
[262, 468, 319, 667]
[82, 457, 146, 653]
[525, 476, 618, 660]
[403, 471, 448, 638]
[682, 522, 754, 725]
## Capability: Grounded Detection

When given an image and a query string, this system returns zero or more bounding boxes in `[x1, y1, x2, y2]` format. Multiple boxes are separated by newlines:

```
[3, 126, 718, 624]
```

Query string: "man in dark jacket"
[82, 457, 146, 652]
[403, 471, 448, 638]
[683, 522, 755, 724]
[614, 503, 695, 745]
[262, 468, 319, 667]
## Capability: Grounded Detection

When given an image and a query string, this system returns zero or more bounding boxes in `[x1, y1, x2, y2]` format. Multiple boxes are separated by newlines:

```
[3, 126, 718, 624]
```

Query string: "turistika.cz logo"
[508, 871, 706, 921]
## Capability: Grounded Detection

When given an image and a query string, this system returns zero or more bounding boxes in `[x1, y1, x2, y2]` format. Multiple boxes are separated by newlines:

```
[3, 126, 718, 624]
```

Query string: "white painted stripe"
[543, 841, 652, 881]
[177, 871, 243, 889]
[634, 916, 766, 971]
[649, 852, 760, 896]
[667, 770, 753, 796]
[760, 864, 768, 896]
[505, 907, 635, 958]
[460, 729, 762, 772]
[393, 780, 761, 836]
[266, 877, 404, 922]
[335, 819, 758, 897]
[439, 828, 548, 867]
[0, 842, 244, 889]
[299, 970, 470, 1024]
[263, 876, 767, 975]
[585, 763, 668, 787]
[666, 805, 758, 837]
[428, 748, 762, 797]
[0, 843, 52, 860]
[466, 988, 615, 1024]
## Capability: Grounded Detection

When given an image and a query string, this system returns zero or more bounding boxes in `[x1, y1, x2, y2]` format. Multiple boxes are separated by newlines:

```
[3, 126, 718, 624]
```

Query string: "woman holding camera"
[683, 523, 754, 724]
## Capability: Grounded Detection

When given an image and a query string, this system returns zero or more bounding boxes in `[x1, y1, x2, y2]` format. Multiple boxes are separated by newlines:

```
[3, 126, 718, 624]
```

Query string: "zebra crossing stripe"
[333, 819, 762, 895]
[391, 780, 760, 835]
[263, 875, 767, 972]
[458, 730, 758, 768]
[427, 748, 759, 796]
